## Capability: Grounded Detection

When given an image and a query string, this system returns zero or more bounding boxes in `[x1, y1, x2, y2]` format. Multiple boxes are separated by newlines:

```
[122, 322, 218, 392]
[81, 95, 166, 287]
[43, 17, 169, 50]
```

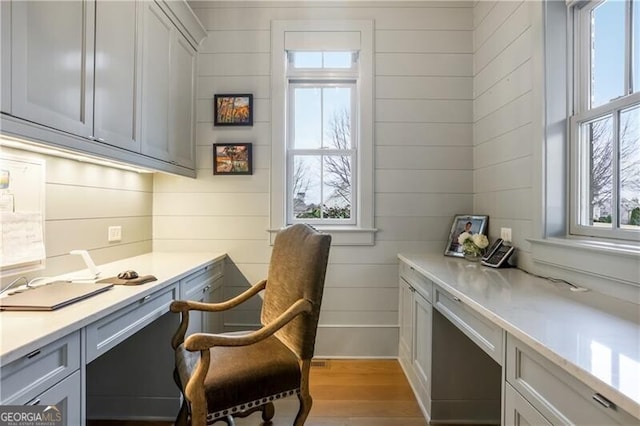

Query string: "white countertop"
[398, 252, 640, 420]
[0, 252, 225, 365]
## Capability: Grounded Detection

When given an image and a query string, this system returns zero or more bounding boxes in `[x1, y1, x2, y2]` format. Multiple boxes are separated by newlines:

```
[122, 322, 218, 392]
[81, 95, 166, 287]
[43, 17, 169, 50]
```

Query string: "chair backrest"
[261, 224, 331, 360]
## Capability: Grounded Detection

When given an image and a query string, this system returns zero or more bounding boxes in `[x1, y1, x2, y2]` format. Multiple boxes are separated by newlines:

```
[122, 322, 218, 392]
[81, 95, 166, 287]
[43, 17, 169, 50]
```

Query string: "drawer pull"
[27, 398, 41, 406]
[409, 266, 415, 271]
[592, 393, 614, 409]
[141, 295, 152, 303]
[26, 349, 41, 359]
[202, 285, 211, 293]
[452, 296, 462, 302]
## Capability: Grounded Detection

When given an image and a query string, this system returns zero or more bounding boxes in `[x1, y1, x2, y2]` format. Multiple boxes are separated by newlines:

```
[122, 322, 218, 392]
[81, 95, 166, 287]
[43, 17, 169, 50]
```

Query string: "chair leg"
[294, 359, 313, 426]
[175, 399, 189, 426]
[294, 391, 312, 426]
[261, 402, 275, 421]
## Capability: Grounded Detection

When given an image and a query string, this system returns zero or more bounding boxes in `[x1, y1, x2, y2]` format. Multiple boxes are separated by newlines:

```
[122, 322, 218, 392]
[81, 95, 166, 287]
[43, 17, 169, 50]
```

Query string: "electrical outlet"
[500, 227, 512, 243]
[108, 226, 122, 242]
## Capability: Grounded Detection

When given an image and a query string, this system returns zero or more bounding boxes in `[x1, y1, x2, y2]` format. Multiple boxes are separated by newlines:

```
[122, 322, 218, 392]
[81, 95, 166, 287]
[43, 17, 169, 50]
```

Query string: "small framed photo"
[213, 143, 253, 175]
[444, 214, 489, 257]
[214, 94, 253, 126]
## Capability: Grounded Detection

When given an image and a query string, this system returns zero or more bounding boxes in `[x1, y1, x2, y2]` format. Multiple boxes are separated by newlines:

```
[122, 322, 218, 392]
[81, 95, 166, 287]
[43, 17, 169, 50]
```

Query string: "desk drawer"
[400, 261, 432, 302]
[1, 331, 80, 404]
[506, 334, 637, 425]
[85, 283, 178, 362]
[181, 261, 223, 300]
[434, 286, 503, 365]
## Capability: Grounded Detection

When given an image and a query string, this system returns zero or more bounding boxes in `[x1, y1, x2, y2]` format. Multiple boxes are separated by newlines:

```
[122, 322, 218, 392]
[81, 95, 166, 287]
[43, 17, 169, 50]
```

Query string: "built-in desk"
[398, 252, 640, 425]
[0, 252, 225, 424]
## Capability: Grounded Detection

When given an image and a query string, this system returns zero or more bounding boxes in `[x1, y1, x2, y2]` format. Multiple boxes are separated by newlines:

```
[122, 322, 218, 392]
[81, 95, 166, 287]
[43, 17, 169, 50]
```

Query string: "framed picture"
[213, 143, 253, 175]
[444, 214, 489, 257]
[214, 94, 253, 126]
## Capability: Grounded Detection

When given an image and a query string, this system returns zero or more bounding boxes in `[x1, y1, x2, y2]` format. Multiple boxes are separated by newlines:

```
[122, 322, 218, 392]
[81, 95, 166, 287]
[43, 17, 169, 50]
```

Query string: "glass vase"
[463, 252, 482, 262]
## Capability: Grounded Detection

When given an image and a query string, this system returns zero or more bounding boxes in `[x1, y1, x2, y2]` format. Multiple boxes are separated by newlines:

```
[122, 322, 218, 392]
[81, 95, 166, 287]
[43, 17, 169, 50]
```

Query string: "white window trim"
[270, 20, 376, 245]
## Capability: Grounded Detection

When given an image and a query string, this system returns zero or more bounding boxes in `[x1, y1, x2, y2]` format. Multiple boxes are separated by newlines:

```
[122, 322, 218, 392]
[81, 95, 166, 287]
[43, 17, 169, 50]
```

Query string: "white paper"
[0, 212, 46, 267]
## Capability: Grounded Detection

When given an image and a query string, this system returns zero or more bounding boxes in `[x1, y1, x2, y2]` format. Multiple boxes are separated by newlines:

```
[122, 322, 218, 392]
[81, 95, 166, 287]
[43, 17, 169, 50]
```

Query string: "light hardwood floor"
[88, 359, 429, 426]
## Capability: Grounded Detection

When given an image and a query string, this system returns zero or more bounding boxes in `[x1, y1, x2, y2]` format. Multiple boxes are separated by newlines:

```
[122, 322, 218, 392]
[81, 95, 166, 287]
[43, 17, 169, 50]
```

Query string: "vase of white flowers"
[458, 232, 489, 261]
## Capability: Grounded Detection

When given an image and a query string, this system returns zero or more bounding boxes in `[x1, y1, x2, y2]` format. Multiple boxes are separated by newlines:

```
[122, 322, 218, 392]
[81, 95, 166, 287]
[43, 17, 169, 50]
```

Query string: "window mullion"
[612, 109, 621, 229]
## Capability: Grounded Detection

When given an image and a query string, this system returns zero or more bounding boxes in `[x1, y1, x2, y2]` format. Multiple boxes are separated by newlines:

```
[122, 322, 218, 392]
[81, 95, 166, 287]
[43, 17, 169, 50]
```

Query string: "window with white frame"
[570, 0, 640, 240]
[270, 21, 375, 245]
[287, 52, 357, 224]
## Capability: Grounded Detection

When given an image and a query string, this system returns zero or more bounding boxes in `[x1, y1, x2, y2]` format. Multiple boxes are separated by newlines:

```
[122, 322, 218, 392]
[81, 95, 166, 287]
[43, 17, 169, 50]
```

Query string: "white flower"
[472, 233, 489, 249]
[458, 231, 471, 245]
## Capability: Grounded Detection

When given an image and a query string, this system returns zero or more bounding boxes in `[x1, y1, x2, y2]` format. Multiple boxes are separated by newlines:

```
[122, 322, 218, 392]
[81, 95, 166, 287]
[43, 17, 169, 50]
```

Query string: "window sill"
[528, 237, 640, 287]
[268, 227, 377, 246]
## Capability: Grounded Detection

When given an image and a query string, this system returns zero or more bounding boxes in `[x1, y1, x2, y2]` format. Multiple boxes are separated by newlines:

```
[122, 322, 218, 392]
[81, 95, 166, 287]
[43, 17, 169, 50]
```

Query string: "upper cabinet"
[93, 0, 143, 152]
[0, 0, 205, 177]
[169, 31, 197, 169]
[7, 1, 95, 138]
[140, 1, 196, 169]
[141, 1, 173, 163]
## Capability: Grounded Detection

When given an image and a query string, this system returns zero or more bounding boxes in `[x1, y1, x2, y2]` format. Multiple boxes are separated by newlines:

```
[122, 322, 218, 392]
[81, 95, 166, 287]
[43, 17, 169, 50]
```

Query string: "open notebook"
[0, 281, 113, 311]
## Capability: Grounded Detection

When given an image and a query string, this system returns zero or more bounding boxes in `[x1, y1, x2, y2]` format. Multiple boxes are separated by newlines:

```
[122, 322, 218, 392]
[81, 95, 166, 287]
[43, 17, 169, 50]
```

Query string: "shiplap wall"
[153, 1, 474, 357]
[472, 0, 534, 259]
[0, 146, 152, 287]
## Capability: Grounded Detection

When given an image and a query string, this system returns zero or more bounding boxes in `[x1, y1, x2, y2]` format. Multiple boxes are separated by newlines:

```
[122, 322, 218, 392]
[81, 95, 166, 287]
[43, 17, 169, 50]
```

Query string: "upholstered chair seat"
[174, 335, 301, 423]
[170, 224, 331, 426]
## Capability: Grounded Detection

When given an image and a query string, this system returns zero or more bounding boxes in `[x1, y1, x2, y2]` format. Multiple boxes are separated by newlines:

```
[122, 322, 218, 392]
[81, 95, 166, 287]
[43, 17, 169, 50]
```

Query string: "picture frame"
[444, 214, 489, 257]
[213, 143, 253, 175]
[214, 94, 253, 126]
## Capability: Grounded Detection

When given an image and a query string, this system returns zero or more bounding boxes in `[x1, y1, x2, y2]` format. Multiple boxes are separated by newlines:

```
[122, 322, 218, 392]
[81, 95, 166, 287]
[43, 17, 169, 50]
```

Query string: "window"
[270, 21, 375, 245]
[287, 52, 357, 224]
[570, 0, 640, 240]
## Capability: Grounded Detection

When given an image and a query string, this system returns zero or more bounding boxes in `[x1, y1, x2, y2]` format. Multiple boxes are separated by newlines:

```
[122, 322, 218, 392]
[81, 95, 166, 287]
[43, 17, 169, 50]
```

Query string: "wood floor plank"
[88, 360, 429, 426]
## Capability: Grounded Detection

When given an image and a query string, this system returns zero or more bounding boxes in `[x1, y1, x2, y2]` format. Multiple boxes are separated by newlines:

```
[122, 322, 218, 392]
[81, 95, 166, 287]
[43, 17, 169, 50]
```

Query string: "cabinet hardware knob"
[592, 393, 613, 409]
[26, 349, 41, 359]
[27, 398, 41, 406]
[141, 295, 152, 303]
[452, 296, 461, 302]
[202, 285, 211, 292]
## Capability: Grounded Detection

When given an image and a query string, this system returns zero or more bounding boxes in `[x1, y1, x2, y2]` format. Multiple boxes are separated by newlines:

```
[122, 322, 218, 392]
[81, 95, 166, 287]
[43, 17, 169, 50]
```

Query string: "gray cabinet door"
[140, 1, 172, 162]
[504, 383, 552, 426]
[31, 370, 82, 426]
[10, 1, 94, 137]
[93, 0, 142, 151]
[412, 290, 432, 397]
[399, 276, 414, 367]
[169, 31, 196, 169]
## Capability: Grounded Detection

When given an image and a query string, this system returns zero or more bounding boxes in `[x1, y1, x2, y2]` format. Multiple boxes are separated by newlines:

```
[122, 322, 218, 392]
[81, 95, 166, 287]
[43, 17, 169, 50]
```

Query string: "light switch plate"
[108, 226, 122, 242]
[500, 227, 512, 243]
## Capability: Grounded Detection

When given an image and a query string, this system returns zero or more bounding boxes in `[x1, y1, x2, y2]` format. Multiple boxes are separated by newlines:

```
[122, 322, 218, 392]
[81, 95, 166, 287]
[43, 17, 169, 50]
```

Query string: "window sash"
[570, 93, 640, 239]
[285, 80, 358, 226]
[570, 0, 640, 240]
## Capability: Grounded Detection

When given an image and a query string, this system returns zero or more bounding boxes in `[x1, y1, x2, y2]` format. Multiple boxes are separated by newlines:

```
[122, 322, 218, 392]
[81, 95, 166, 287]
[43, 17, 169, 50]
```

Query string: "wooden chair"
[170, 224, 331, 426]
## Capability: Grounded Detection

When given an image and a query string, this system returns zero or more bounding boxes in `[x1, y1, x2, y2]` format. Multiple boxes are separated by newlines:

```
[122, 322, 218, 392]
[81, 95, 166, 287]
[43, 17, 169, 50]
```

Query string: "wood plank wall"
[472, 1, 535, 257]
[0, 145, 152, 286]
[153, 1, 474, 357]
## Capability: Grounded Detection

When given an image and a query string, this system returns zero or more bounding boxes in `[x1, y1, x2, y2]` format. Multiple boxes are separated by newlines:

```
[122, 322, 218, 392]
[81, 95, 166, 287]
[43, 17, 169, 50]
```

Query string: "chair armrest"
[171, 279, 267, 349]
[170, 279, 266, 313]
[184, 298, 312, 351]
